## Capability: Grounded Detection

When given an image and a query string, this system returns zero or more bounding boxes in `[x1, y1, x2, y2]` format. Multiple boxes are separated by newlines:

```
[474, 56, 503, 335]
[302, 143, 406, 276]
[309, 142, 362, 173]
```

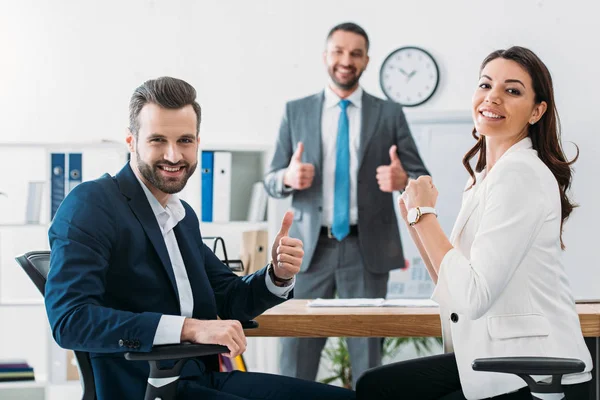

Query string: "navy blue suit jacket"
[45, 164, 287, 399]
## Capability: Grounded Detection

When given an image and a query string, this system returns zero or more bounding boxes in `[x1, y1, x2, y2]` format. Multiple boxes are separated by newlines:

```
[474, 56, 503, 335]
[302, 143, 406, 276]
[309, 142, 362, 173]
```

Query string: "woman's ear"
[530, 101, 548, 125]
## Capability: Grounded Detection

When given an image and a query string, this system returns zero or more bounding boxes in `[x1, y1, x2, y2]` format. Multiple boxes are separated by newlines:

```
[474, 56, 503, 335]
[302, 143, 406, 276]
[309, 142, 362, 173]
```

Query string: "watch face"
[380, 46, 440, 107]
[407, 207, 418, 224]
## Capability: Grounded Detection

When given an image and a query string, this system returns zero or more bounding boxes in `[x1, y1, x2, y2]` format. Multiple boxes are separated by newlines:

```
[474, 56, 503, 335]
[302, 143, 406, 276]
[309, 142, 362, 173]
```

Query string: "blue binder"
[50, 153, 65, 220]
[67, 153, 83, 193]
[201, 151, 214, 222]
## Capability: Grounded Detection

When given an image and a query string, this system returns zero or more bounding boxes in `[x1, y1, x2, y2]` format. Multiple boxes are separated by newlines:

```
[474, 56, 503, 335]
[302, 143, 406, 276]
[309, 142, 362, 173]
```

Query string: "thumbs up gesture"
[376, 145, 408, 192]
[283, 142, 315, 190]
[270, 211, 304, 281]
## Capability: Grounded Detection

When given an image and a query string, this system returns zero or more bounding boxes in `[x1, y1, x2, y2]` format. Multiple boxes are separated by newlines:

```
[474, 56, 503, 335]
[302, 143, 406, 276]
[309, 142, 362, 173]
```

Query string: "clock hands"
[398, 67, 418, 81]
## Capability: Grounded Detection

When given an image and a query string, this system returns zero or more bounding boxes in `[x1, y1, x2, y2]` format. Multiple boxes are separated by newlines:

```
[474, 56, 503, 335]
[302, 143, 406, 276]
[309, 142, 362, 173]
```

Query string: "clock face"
[379, 46, 440, 107]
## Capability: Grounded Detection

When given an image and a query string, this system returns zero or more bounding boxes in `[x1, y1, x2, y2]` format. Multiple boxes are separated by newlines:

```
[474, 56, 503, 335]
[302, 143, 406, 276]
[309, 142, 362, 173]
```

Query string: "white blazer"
[431, 137, 592, 399]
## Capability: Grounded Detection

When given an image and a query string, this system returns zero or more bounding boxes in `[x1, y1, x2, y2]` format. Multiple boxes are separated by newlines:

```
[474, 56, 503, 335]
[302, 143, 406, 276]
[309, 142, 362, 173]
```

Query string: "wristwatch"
[268, 263, 293, 287]
[407, 207, 437, 226]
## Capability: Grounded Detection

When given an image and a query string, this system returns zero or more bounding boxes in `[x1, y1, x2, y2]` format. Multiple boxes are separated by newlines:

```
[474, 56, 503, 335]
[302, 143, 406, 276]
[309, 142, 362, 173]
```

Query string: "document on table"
[307, 298, 439, 307]
[575, 299, 600, 304]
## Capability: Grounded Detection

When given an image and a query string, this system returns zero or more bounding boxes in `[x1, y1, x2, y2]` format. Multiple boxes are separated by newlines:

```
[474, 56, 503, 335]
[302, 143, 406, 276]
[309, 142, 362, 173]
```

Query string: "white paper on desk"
[307, 298, 385, 307]
[575, 298, 600, 304]
[382, 299, 439, 307]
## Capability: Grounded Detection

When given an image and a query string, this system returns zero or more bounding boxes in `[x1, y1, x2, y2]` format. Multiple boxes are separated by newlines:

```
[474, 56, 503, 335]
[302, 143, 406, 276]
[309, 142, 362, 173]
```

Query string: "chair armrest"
[242, 320, 259, 330]
[124, 320, 259, 362]
[472, 357, 585, 376]
[125, 343, 228, 361]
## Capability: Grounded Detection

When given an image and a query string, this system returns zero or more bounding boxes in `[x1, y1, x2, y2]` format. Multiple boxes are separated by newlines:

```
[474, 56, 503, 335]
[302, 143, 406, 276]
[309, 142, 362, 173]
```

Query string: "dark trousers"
[177, 369, 355, 400]
[356, 352, 590, 400]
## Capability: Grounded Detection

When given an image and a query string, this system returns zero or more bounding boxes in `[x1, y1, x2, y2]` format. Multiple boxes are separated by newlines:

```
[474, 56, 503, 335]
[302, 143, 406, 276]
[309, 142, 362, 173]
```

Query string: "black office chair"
[16, 250, 258, 400]
[472, 356, 586, 399]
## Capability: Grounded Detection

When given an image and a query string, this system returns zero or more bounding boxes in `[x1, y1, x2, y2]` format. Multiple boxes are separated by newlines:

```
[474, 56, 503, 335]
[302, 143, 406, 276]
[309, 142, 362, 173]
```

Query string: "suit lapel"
[307, 92, 324, 177]
[115, 164, 180, 301]
[449, 177, 484, 244]
[358, 92, 381, 168]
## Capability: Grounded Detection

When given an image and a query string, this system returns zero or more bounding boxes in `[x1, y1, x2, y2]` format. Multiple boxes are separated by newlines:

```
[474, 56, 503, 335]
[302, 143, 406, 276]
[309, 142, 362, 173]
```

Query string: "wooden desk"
[248, 300, 600, 400]
[247, 299, 600, 338]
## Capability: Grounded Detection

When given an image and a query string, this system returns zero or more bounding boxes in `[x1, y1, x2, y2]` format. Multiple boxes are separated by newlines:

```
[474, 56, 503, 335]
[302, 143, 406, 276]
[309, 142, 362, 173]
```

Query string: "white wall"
[1, 0, 599, 385]
[6, 0, 593, 292]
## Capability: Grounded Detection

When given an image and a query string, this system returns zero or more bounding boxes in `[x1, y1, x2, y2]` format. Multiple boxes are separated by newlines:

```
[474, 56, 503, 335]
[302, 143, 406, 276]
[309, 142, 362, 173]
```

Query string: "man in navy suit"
[45, 77, 355, 400]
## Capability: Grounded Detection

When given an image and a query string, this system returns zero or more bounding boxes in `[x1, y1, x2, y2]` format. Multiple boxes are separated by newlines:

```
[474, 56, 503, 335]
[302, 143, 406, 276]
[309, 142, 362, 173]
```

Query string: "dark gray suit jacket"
[264, 90, 429, 274]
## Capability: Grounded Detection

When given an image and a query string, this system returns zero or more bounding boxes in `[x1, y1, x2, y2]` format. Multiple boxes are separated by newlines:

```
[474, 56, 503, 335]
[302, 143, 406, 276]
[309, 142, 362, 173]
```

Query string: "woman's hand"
[403, 176, 438, 211]
[398, 193, 409, 225]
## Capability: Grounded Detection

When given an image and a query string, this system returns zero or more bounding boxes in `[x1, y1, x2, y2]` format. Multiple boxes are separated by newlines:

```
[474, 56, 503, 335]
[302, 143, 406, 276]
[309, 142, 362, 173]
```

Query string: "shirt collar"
[133, 170, 186, 227]
[324, 85, 363, 109]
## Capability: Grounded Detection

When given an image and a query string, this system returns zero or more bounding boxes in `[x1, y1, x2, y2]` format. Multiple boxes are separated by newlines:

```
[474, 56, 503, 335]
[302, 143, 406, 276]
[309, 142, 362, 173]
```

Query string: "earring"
[529, 121, 535, 125]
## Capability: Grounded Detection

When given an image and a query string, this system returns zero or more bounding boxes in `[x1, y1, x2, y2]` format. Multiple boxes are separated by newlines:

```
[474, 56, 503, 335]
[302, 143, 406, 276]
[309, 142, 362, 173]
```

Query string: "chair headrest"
[15, 251, 51, 296]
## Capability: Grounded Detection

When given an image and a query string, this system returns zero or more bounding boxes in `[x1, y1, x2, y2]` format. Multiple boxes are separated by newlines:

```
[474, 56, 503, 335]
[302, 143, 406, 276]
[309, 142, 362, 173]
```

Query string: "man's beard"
[329, 65, 364, 91]
[136, 152, 197, 194]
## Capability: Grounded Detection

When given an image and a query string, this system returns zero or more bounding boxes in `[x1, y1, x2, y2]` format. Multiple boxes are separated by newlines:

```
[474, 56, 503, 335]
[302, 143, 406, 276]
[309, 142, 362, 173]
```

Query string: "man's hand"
[283, 142, 315, 190]
[376, 145, 408, 192]
[271, 211, 303, 280]
[180, 319, 246, 358]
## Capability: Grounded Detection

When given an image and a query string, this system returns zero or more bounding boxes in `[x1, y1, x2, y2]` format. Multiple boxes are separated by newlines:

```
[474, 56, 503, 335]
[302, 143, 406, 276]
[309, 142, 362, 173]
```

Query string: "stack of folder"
[0, 359, 35, 382]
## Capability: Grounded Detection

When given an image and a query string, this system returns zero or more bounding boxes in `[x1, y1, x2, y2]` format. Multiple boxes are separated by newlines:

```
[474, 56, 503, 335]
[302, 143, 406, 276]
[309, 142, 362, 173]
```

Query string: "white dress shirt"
[321, 85, 362, 226]
[132, 174, 294, 346]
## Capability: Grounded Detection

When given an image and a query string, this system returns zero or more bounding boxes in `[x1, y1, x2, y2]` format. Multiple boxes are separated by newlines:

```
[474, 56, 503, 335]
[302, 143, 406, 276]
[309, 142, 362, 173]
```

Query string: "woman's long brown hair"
[463, 46, 578, 249]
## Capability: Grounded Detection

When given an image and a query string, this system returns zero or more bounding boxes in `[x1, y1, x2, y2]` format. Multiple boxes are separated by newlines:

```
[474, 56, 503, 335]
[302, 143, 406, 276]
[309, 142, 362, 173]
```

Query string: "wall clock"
[380, 46, 440, 107]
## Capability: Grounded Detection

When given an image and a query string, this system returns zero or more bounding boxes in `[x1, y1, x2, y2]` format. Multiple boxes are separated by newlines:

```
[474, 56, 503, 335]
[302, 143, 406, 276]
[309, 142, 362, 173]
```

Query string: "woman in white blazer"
[357, 46, 593, 399]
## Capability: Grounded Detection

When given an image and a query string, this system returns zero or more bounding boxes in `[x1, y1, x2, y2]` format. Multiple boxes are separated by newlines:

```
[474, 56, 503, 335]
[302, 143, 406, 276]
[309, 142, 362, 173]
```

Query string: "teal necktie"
[332, 99, 350, 241]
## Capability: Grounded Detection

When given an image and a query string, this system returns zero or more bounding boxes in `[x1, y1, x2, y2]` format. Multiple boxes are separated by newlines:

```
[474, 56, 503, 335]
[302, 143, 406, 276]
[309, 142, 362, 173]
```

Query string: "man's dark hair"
[326, 22, 369, 51]
[128, 77, 201, 137]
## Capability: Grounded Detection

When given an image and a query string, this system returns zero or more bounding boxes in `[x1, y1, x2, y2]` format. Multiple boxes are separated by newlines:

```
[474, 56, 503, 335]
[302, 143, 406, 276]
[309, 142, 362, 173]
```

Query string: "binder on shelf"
[247, 182, 268, 222]
[201, 151, 214, 222]
[67, 152, 83, 194]
[212, 151, 232, 222]
[50, 153, 66, 220]
[25, 181, 45, 224]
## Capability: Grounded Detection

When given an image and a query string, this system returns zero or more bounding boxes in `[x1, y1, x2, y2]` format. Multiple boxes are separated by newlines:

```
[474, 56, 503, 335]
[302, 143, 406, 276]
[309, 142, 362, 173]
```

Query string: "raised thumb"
[278, 211, 294, 236]
[292, 142, 304, 162]
[389, 145, 400, 165]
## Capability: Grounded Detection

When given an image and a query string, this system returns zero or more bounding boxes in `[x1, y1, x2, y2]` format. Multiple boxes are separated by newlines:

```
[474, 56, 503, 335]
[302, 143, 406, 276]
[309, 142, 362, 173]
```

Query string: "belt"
[320, 225, 359, 239]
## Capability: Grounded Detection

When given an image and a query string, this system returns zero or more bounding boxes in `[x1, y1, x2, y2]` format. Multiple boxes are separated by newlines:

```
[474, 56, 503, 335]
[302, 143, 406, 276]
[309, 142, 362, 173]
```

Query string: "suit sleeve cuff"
[152, 315, 186, 345]
[265, 270, 295, 299]
[277, 169, 294, 195]
[431, 248, 461, 309]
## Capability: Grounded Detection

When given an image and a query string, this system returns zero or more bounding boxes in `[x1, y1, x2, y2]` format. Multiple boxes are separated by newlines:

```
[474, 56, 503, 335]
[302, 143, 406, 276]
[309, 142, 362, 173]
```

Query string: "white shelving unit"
[0, 142, 127, 400]
[0, 141, 282, 398]
[192, 143, 280, 375]
[0, 379, 46, 400]
[184, 142, 274, 267]
[0, 374, 82, 400]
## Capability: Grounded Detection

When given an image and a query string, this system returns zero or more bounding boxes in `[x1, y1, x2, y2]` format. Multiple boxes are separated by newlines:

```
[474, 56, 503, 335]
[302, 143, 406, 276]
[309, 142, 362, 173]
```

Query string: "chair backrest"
[15, 251, 97, 400]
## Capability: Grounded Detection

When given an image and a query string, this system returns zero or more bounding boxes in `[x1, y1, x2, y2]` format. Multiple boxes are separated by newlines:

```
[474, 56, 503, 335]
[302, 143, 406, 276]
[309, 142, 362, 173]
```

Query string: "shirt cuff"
[282, 186, 294, 195]
[152, 315, 186, 345]
[430, 248, 459, 309]
[278, 169, 295, 195]
[265, 268, 295, 299]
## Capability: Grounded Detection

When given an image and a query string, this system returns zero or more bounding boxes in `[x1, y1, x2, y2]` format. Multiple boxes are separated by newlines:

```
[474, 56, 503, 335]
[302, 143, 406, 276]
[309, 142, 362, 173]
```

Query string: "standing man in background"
[264, 22, 429, 387]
